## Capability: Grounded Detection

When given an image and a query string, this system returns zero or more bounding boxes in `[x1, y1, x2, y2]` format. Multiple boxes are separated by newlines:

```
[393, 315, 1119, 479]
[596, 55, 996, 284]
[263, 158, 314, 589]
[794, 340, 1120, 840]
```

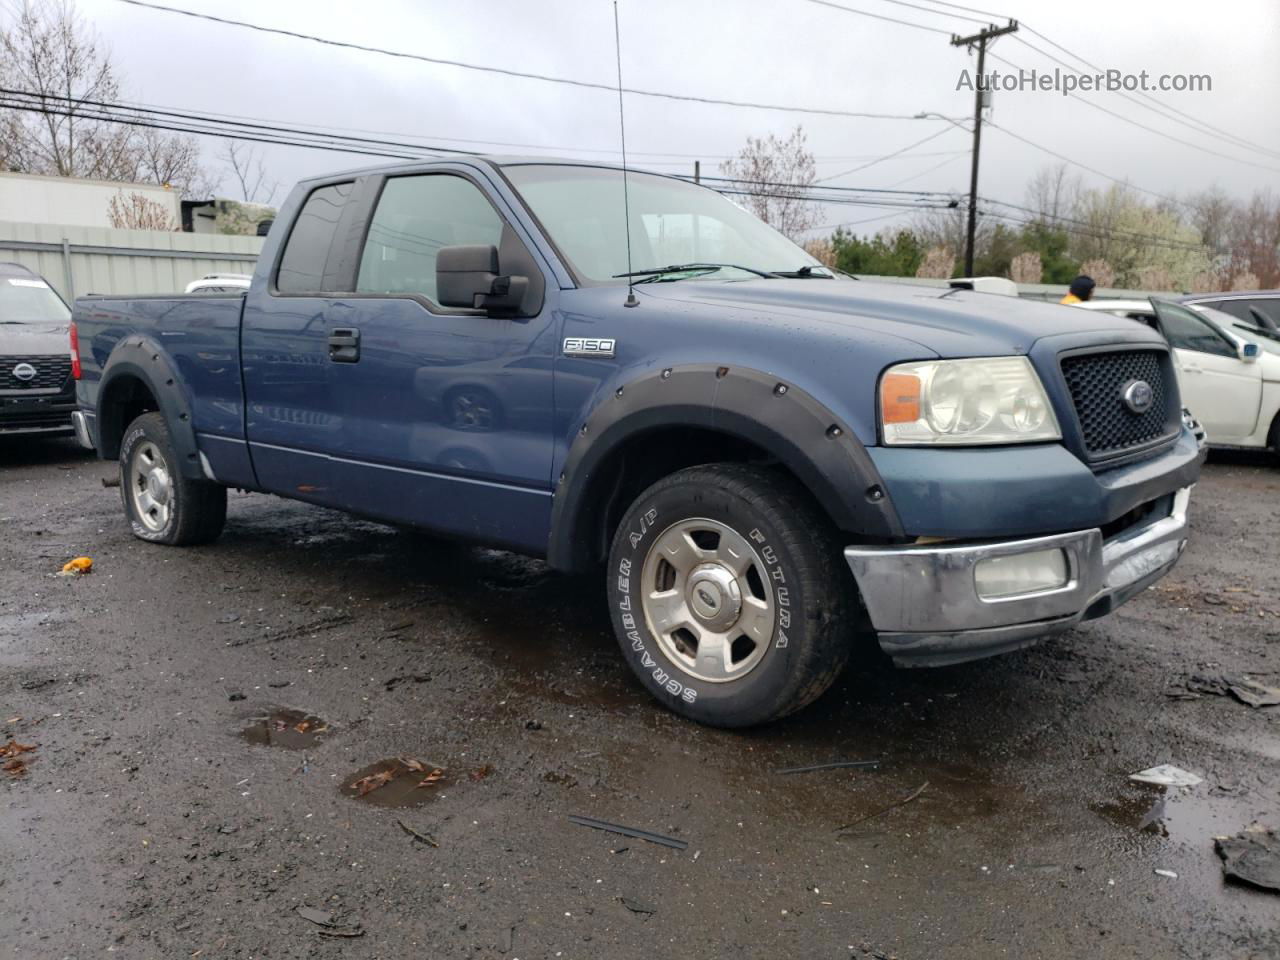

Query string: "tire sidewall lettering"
[609, 489, 801, 714]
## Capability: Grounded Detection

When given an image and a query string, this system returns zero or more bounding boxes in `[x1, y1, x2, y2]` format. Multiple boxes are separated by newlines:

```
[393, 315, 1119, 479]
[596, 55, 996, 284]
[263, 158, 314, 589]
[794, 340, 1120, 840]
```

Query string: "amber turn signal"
[880, 372, 921, 424]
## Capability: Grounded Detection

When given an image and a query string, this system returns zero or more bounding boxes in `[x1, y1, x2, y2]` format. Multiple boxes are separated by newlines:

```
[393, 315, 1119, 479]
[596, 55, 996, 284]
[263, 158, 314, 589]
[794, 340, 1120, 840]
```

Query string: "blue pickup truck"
[70, 158, 1204, 726]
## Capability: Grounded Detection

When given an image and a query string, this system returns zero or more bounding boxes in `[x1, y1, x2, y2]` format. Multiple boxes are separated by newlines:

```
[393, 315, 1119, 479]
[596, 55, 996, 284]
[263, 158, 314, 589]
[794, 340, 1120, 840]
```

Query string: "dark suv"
[0, 262, 77, 437]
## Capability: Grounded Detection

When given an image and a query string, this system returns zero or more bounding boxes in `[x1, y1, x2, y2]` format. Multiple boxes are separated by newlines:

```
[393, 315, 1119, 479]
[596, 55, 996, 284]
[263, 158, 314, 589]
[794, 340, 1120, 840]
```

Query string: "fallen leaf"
[415, 768, 444, 789]
[3, 758, 29, 776]
[352, 767, 396, 797]
[0, 739, 37, 758]
[469, 764, 494, 781]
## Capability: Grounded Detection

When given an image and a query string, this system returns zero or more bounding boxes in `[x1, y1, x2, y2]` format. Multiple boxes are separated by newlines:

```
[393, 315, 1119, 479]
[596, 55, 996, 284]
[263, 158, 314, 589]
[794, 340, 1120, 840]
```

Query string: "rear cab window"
[275, 181, 355, 294]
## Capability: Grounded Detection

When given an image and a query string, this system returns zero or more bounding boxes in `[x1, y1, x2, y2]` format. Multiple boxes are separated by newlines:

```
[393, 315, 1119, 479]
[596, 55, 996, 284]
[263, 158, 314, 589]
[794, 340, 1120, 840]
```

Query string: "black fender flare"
[547, 364, 903, 571]
[96, 335, 203, 479]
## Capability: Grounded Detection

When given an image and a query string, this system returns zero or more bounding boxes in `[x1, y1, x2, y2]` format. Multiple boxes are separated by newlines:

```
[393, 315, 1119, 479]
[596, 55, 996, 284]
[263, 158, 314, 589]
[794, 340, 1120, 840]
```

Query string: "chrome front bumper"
[845, 486, 1192, 666]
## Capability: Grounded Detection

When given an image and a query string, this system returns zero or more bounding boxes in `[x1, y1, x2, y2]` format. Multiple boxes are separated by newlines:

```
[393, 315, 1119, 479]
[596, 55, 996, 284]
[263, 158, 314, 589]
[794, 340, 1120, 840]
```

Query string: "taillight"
[69, 321, 82, 379]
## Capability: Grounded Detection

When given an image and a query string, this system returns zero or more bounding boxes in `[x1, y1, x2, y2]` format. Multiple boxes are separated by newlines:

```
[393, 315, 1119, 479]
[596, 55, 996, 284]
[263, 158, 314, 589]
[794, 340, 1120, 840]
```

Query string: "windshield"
[503, 164, 821, 284]
[1196, 304, 1280, 354]
[0, 274, 70, 324]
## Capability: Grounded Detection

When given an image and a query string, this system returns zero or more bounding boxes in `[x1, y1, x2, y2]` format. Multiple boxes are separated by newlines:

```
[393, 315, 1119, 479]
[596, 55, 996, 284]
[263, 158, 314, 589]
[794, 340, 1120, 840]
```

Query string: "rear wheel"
[606, 463, 853, 727]
[119, 412, 226, 545]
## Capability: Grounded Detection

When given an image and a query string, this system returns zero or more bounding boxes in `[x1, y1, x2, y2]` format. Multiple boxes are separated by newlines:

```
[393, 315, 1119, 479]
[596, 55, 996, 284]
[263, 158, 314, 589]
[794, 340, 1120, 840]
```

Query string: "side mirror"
[1238, 341, 1260, 363]
[436, 244, 528, 315]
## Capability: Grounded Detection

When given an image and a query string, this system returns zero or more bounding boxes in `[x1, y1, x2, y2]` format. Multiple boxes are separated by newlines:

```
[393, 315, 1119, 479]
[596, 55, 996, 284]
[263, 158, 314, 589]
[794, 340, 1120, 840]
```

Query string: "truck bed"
[74, 292, 248, 453]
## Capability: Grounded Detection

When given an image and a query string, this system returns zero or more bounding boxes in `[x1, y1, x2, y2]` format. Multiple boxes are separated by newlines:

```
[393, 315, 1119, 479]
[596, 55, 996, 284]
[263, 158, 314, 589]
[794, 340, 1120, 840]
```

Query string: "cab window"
[276, 181, 354, 294]
[356, 174, 505, 304]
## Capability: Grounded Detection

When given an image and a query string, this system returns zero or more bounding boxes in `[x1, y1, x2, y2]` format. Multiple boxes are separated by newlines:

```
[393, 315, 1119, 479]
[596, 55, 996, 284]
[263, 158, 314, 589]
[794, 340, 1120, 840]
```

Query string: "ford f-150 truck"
[69, 158, 1205, 727]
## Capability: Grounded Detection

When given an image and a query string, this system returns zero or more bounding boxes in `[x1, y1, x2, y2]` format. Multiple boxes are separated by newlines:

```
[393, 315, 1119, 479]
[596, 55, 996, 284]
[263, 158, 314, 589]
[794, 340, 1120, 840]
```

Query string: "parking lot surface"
[2, 437, 1277, 959]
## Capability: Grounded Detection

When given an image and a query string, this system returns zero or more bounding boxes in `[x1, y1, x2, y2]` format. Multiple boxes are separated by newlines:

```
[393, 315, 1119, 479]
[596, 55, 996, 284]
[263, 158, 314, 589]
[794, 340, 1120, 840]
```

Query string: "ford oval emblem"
[1121, 379, 1154, 415]
[12, 362, 37, 382]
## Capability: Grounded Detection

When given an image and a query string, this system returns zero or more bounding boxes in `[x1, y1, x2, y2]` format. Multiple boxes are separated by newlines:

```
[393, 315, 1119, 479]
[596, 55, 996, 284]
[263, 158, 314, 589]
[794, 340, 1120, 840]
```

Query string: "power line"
[798, 0, 963, 33]
[796, 0, 1280, 174]
[0, 89, 963, 206]
[881, 151, 968, 187]
[1017, 27, 1280, 162]
[110, 0, 933, 122]
[983, 121, 1188, 209]
[979, 196, 1206, 251]
[0, 96, 426, 161]
[815, 126, 959, 182]
[991, 46, 1280, 171]
[814, 208, 915, 230]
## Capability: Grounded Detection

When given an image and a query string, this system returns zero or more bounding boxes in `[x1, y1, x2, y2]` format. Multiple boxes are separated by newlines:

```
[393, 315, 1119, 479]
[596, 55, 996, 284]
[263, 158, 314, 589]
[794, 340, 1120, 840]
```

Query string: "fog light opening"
[974, 548, 1070, 600]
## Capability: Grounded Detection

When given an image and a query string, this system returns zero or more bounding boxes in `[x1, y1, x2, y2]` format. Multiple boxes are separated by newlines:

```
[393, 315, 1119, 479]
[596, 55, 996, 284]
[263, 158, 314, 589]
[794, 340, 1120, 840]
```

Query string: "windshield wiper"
[613, 262, 775, 282]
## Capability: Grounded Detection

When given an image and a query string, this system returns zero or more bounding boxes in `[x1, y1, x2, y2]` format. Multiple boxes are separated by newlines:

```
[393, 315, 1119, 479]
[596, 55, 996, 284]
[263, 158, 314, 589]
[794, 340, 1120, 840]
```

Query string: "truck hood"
[0, 322, 69, 356]
[636, 278, 1154, 357]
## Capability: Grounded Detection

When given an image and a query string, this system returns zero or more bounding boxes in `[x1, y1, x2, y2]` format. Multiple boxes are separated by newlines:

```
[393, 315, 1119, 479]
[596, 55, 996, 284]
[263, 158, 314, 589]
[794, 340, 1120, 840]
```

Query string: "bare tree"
[0, 0, 211, 195]
[107, 190, 177, 230]
[1024, 163, 1081, 224]
[221, 140, 277, 205]
[720, 126, 818, 240]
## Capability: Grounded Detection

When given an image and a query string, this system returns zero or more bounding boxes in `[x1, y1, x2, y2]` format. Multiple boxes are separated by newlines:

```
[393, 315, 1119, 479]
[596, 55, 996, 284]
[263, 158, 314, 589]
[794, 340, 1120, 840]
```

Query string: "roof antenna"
[613, 1, 639, 308]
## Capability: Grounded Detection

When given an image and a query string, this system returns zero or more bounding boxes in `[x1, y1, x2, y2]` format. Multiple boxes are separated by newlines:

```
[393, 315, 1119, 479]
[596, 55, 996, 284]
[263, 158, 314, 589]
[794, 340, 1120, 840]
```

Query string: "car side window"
[356, 174, 505, 304]
[1158, 304, 1236, 358]
[276, 181, 355, 294]
[1209, 298, 1280, 329]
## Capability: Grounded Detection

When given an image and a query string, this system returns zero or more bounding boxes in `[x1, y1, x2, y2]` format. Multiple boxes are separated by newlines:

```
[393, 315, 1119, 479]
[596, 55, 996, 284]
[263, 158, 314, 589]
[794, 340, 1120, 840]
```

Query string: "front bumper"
[0, 395, 76, 436]
[845, 486, 1192, 667]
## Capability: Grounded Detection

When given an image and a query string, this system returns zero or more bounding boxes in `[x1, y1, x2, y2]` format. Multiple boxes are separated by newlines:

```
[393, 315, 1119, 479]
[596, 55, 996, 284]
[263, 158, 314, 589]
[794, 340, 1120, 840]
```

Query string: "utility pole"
[694, 160, 701, 184]
[950, 20, 1017, 277]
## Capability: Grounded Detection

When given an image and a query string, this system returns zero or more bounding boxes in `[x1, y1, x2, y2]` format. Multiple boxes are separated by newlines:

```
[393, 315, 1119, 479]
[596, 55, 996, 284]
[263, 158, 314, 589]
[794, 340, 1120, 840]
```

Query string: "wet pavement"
[1, 436, 1277, 959]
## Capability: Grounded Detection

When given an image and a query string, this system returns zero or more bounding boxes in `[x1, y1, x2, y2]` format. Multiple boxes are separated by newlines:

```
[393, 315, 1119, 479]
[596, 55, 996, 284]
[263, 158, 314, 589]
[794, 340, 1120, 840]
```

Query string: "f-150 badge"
[563, 337, 616, 358]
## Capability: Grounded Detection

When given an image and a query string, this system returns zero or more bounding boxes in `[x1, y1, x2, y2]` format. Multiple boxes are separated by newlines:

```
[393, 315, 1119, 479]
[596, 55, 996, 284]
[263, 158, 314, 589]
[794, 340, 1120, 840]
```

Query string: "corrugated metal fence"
[0, 220, 263, 301]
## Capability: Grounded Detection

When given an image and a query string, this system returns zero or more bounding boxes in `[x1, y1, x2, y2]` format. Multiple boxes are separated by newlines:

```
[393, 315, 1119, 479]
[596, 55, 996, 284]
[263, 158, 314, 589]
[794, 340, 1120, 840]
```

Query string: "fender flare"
[547, 363, 904, 571]
[96, 335, 203, 479]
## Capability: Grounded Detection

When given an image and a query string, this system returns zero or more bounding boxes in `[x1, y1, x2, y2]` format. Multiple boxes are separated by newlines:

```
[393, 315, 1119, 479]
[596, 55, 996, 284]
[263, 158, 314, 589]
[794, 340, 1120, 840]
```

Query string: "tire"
[606, 463, 854, 727]
[119, 412, 226, 546]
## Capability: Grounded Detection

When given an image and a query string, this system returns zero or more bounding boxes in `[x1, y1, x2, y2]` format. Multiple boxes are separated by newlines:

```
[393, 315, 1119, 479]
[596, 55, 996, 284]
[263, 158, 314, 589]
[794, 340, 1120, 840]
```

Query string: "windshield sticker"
[7, 278, 49, 288]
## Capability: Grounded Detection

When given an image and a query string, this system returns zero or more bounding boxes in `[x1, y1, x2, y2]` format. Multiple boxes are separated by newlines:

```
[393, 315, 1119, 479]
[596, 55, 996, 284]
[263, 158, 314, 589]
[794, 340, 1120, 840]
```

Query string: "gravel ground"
[1, 436, 1277, 960]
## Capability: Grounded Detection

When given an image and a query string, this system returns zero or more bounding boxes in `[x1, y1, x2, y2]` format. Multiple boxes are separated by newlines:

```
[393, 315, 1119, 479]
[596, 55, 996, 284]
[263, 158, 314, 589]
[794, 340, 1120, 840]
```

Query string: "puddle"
[339, 758, 451, 808]
[240, 708, 330, 750]
[1091, 783, 1257, 847]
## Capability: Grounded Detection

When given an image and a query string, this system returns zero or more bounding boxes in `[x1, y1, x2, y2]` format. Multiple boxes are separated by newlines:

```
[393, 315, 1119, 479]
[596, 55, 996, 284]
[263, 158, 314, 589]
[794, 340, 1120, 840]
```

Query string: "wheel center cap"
[147, 470, 170, 503]
[687, 564, 742, 632]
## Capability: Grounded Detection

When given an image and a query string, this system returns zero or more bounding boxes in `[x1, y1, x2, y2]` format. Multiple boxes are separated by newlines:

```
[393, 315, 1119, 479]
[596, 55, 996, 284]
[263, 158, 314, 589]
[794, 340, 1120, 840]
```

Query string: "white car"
[184, 273, 252, 294]
[1075, 297, 1279, 454]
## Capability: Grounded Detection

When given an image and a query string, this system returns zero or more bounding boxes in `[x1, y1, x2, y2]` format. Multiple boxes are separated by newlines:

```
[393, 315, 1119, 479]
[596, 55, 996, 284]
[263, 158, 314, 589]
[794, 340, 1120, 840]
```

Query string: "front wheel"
[119, 412, 226, 545]
[607, 464, 854, 727]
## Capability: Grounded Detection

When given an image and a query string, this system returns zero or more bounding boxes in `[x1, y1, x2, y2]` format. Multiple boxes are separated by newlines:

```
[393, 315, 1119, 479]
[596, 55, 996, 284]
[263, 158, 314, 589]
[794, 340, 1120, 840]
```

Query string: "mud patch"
[240, 708, 329, 750]
[340, 758, 450, 808]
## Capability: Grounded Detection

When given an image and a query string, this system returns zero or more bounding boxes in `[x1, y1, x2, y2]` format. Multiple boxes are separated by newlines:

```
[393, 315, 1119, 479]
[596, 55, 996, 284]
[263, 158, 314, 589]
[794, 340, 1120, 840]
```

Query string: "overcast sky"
[77, 0, 1280, 232]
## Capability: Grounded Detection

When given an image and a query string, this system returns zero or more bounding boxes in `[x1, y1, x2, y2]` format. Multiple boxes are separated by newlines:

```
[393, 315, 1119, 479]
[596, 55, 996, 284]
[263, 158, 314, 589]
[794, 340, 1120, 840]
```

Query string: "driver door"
[1150, 299, 1262, 443]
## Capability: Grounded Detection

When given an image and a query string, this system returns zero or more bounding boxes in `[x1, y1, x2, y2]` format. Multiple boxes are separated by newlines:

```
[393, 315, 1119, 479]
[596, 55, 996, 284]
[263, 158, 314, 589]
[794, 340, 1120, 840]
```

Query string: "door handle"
[328, 327, 360, 363]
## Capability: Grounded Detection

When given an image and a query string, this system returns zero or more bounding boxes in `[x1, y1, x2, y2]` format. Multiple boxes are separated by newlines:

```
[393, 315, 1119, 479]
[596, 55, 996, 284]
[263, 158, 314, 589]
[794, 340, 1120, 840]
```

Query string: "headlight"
[880, 356, 1061, 445]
